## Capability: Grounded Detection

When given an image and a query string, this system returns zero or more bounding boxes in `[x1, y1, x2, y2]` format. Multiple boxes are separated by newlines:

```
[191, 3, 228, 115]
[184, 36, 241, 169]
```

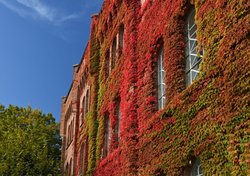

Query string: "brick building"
[60, 0, 249, 175]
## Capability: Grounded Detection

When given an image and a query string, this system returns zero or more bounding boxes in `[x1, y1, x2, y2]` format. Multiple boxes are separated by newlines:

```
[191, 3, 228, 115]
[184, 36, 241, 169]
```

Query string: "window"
[67, 125, 70, 146]
[68, 124, 70, 146]
[82, 97, 86, 118]
[67, 120, 74, 147]
[79, 139, 88, 176]
[67, 121, 73, 147]
[86, 89, 90, 114]
[115, 98, 121, 143]
[119, 25, 124, 49]
[69, 158, 72, 176]
[185, 8, 204, 86]
[105, 50, 110, 78]
[184, 158, 203, 176]
[190, 158, 203, 176]
[66, 163, 69, 176]
[103, 113, 110, 158]
[65, 106, 72, 147]
[71, 120, 73, 143]
[111, 37, 117, 69]
[81, 97, 86, 125]
[105, 26, 124, 78]
[117, 101, 121, 142]
[79, 143, 84, 176]
[80, 86, 91, 127]
[81, 88, 90, 126]
[157, 47, 166, 110]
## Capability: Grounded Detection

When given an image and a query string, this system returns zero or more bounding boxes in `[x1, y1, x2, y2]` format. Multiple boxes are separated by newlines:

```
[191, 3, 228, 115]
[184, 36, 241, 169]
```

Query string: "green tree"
[0, 104, 61, 175]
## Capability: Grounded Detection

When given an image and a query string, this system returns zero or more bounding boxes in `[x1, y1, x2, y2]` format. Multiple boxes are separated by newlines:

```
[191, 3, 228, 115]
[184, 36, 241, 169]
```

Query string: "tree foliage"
[0, 104, 61, 175]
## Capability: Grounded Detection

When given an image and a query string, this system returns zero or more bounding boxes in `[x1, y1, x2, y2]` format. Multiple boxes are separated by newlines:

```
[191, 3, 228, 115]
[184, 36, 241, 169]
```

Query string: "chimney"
[62, 96, 67, 104]
[73, 64, 79, 78]
[90, 13, 99, 35]
[91, 13, 99, 19]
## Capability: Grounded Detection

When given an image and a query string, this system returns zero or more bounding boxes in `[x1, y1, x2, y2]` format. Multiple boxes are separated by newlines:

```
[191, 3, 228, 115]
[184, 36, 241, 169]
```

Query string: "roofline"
[64, 5, 103, 102]
[64, 81, 73, 104]
[64, 41, 89, 103]
[77, 41, 89, 73]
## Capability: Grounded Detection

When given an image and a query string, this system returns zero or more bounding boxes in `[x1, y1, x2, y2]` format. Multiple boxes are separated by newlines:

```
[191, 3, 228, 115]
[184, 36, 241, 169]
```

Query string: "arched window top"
[191, 158, 203, 176]
[187, 8, 196, 40]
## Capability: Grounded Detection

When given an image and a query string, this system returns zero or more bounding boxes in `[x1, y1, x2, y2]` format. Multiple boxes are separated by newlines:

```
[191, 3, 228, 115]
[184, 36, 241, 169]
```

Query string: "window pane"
[185, 8, 204, 86]
[186, 72, 191, 87]
[158, 70, 162, 85]
[86, 90, 89, 114]
[162, 84, 166, 95]
[79, 142, 84, 175]
[103, 114, 110, 157]
[191, 70, 198, 81]
[107, 117, 110, 149]
[105, 51, 110, 78]
[186, 56, 190, 71]
[82, 97, 86, 121]
[191, 158, 203, 176]
[111, 38, 117, 69]
[158, 99, 162, 110]
[119, 25, 124, 49]
[157, 47, 166, 109]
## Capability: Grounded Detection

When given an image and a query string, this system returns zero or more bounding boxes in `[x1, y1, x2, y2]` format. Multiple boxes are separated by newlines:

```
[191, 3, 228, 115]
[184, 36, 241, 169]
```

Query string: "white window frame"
[191, 158, 203, 176]
[185, 8, 204, 86]
[157, 47, 166, 110]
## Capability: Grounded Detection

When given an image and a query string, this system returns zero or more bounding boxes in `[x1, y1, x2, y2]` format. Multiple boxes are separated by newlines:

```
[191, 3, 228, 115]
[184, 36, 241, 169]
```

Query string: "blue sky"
[0, 0, 103, 121]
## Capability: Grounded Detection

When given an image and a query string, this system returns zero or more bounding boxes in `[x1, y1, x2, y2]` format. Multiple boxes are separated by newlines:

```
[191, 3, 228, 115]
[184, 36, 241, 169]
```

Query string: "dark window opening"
[103, 113, 110, 158]
[115, 98, 121, 144]
[111, 37, 117, 69]
[105, 50, 110, 79]
[119, 25, 124, 50]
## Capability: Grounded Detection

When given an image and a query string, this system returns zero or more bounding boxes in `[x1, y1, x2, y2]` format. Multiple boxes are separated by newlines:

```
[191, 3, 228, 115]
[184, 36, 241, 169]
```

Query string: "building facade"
[60, 0, 249, 175]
